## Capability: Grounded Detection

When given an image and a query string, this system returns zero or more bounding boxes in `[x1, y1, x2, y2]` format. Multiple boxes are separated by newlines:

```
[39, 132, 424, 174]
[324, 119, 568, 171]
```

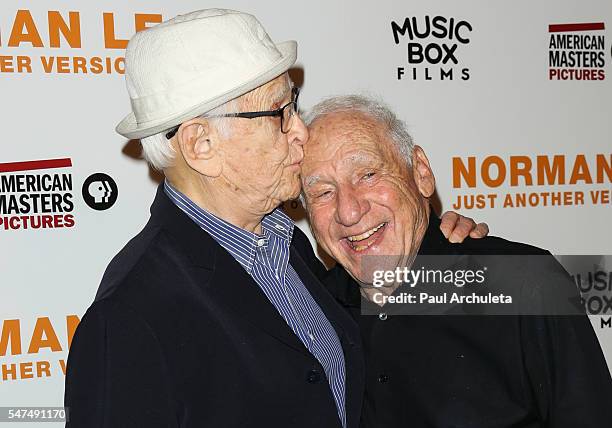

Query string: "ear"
[411, 145, 435, 198]
[175, 118, 223, 177]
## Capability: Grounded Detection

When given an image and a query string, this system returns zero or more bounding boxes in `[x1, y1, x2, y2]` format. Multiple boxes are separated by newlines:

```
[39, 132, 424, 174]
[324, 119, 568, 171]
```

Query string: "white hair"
[303, 94, 415, 165]
[299, 95, 415, 207]
[140, 99, 238, 170]
[140, 73, 292, 170]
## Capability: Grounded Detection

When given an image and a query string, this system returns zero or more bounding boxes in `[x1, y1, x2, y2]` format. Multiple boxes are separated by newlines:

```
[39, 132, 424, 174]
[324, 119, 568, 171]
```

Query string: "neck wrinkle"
[166, 172, 267, 234]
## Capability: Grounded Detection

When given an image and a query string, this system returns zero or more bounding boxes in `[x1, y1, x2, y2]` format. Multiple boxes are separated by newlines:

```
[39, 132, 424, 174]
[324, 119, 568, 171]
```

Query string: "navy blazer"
[65, 184, 364, 428]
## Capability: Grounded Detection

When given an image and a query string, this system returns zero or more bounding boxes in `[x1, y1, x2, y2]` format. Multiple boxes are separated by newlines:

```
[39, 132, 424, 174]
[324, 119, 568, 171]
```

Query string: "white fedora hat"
[116, 9, 297, 139]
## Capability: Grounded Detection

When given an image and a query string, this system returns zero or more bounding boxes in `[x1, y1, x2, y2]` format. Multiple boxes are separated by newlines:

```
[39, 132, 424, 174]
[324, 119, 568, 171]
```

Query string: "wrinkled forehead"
[244, 73, 291, 109]
[304, 112, 393, 167]
[303, 150, 376, 188]
[302, 113, 394, 187]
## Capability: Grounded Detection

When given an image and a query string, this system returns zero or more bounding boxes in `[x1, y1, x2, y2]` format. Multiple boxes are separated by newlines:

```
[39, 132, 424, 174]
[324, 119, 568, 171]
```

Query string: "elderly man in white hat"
[64, 9, 483, 428]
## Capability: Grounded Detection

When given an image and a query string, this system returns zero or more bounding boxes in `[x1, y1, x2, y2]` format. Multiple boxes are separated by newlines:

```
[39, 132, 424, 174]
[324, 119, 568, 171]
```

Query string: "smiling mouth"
[344, 222, 387, 252]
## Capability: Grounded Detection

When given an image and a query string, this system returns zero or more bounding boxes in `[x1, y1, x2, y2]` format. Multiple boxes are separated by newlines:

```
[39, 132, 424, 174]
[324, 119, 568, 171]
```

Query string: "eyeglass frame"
[165, 86, 300, 140]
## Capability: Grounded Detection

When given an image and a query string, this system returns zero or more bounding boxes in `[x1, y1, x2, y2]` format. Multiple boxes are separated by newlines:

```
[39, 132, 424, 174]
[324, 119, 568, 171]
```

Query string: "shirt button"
[307, 369, 321, 383]
[256, 238, 266, 247]
[378, 313, 388, 321]
[378, 374, 389, 383]
[275, 225, 286, 231]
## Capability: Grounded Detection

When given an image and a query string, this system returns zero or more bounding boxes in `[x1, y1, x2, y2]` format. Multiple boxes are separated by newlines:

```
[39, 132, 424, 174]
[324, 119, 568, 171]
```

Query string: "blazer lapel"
[150, 183, 311, 357]
[203, 246, 313, 357]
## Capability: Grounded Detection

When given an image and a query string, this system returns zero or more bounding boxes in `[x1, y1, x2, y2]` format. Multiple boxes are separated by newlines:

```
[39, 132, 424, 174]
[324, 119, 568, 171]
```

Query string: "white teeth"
[347, 223, 386, 242]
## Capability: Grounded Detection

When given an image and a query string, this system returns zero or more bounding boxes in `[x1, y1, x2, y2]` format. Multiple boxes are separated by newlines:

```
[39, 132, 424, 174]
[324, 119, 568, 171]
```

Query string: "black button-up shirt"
[324, 215, 612, 428]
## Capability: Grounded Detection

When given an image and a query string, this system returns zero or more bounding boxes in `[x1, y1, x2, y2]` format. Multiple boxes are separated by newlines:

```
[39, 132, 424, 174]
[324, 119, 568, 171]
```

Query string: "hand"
[439, 211, 489, 243]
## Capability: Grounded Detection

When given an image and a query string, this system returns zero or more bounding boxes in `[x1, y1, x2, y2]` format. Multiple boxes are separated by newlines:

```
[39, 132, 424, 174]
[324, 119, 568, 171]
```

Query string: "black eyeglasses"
[165, 86, 300, 140]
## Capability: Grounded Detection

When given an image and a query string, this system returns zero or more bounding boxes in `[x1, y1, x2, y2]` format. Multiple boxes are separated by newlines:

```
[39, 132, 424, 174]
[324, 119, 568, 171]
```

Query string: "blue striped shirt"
[164, 181, 347, 427]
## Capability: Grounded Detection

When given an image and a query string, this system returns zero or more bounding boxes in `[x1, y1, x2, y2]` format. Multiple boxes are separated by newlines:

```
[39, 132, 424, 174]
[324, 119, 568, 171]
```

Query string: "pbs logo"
[82, 173, 118, 211]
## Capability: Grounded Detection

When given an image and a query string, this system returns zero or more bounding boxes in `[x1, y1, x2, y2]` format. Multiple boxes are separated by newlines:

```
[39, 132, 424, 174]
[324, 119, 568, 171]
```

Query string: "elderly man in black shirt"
[299, 94, 612, 427]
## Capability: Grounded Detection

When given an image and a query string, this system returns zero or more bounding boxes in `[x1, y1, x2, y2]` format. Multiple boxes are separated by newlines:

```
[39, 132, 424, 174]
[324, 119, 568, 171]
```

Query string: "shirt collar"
[261, 206, 295, 242]
[163, 180, 295, 273]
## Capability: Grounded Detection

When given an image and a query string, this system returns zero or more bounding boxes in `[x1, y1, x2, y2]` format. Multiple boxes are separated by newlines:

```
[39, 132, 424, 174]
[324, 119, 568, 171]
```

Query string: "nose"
[288, 114, 309, 146]
[335, 185, 370, 227]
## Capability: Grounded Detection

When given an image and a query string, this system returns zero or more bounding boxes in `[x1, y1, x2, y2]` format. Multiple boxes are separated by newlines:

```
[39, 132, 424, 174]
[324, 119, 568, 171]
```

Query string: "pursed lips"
[288, 153, 304, 167]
